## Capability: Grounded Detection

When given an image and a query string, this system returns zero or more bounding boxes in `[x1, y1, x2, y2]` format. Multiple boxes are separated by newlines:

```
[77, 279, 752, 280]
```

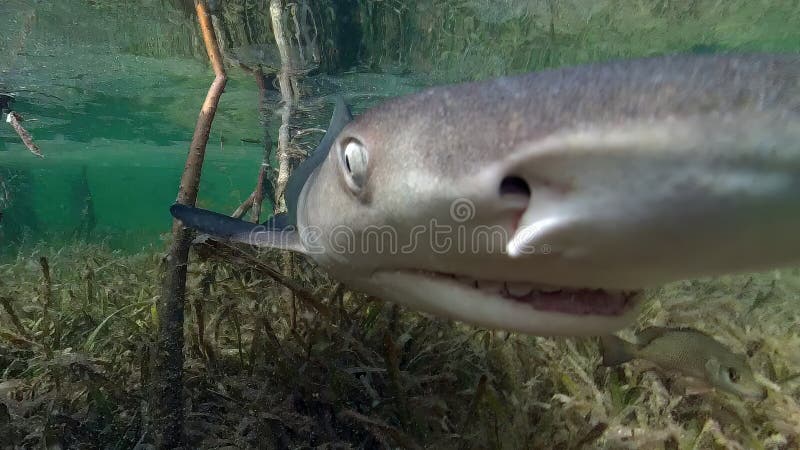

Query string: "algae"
[0, 242, 797, 448]
[1, 1, 799, 448]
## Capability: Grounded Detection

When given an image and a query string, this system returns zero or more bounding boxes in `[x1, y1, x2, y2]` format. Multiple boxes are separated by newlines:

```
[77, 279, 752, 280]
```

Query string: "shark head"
[173, 54, 800, 336]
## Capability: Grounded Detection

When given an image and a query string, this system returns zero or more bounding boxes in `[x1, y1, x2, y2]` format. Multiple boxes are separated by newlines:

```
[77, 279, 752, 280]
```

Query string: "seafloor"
[0, 242, 797, 449]
[2, 1, 800, 448]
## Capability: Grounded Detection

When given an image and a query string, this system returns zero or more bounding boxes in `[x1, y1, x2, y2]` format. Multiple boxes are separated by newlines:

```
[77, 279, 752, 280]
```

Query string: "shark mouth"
[412, 270, 639, 316]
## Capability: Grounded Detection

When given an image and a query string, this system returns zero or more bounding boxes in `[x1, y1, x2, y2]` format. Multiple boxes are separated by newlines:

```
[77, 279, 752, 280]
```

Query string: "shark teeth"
[456, 275, 478, 288]
[418, 271, 639, 316]
[461, 277, 563, 297]
[477, 280, 504, 294]
[505, 282, 534, 297]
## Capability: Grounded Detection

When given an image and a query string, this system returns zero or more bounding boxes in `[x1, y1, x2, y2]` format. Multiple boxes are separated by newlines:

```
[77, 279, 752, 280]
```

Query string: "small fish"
[600, 327, 767, 400]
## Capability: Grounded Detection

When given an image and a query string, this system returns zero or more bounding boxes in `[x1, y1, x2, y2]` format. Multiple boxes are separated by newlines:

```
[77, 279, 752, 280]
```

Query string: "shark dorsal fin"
[283, 96, 352, 226]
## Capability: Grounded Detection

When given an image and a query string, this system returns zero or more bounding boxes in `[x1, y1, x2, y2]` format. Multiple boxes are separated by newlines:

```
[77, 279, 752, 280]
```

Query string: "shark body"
[172, 54, 800, 336]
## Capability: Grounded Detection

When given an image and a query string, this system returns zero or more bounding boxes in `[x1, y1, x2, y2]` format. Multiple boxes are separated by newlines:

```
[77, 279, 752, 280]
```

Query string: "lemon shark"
[172, 54, 800, 336]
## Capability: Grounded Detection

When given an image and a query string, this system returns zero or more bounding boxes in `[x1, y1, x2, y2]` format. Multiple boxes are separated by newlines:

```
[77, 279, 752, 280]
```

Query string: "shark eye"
[340, 138, 368, 193]
[728, 367, 740, 383]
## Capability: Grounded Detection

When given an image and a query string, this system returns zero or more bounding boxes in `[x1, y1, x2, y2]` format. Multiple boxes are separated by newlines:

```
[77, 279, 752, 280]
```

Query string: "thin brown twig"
[251, 162, 269, 223]
[6, 112, 43, 158]
[231, 191, 256, 218]
[251, 67, 272, 224]
[194, 264, 216, 367]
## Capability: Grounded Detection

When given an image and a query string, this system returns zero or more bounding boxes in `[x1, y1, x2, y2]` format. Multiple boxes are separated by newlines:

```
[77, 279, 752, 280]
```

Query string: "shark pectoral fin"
[170, 204, 307, 254]
[263, 212, 290, 230]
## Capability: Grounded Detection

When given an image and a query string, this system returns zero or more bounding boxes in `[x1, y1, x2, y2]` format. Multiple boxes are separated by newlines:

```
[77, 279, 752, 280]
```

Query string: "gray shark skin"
[172, 54, 800, 336]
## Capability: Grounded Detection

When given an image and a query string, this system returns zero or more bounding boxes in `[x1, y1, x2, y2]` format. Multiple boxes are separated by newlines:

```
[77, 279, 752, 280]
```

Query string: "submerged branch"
[270, 0, 301, 323]
[269, 0, 295, 213]
[155, 0, 227, 447]
[5, 112, 43, 158]
[231, 191, 256, 218]
[251, 67, 272, 224]
[251, 160, 269, 223]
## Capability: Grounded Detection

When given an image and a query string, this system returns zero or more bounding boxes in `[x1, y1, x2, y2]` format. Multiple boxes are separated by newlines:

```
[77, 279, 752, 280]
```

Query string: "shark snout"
[486, 115, 800, 290]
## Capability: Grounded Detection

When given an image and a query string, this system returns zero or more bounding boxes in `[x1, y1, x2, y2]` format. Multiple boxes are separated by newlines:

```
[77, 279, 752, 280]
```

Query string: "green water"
[0, 0, 428, 252]
[1, 0, 800, 254]
[0, 1, 799, 448]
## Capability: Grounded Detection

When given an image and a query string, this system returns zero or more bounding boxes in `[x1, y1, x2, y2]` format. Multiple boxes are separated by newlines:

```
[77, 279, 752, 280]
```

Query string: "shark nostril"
[500, 176, 531, 198]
